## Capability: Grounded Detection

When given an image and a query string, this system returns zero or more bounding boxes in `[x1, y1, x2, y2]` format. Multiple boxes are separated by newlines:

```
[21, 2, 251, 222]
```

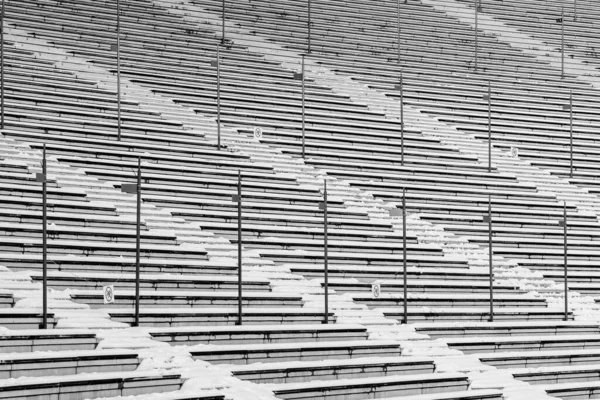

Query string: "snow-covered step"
[189, 340, 401, 365]
[0, 329, 99, 353]
[379, 307, 571, 323]
[0, 207, 137, 229]
[543, 270, 600, 283]
[96, 389, 225, 400]
[329, 279, 523, 295]
[108, 307, 336, 327]
[510, 364, 600, 385]
[0, 253, 238, 275]
[0, 293, 15, 308]
[0, 309, 57, 330]
[0, 193, 117, 217]
[230, 356, 434, 383]
[512, 258, 600, 272]
[167, 207, 390, 232]
[0, 371, 183, 400]
[414, 321, 600, 338]
[268, 372, 469, 399]
[268, 251, 468, 267]
[0, 236, 208, 259]
[56, 154, 291, 184]
[543, 381, 600, 399]
[96, 390, 225, 400]
[384, 390, 503, 400]
[355, 292, 547, 309]
[29, 271, 272, 292]
[288, 264, 487, 282]
[149, 324, 369, 345]
[0, 218, 181, 243]
[446, 334, 600, 354]
[0, 181, 88, 200]
[69, 290, 304, 309]
[237, 237, 441, 255]
[0, 349, 139, 378]
[492, 246, 600, 260]
[479, 349, 600, 369]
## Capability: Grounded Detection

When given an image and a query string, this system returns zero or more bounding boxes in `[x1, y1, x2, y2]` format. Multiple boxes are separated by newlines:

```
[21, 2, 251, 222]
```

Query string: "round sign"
[254, 127, 263, 140]
[371, 283, 381, 298]
[103, 285, 114, 304]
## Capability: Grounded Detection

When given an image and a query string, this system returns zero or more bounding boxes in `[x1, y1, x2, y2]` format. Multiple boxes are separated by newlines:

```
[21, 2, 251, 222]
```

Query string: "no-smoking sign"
[253, 127, 263, 140]
[371, 283, 381, 298]
[103, 285, 115, 304]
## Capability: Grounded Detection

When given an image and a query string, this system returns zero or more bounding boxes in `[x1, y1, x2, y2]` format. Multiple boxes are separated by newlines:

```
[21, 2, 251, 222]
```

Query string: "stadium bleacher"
[2, 0, 600, 398]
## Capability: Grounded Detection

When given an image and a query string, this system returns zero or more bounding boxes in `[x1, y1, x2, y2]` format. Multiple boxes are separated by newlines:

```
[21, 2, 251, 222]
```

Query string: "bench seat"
[149, 324, 368, 345]
[108, 308, 336, 327]
[0, 371, 182, 400]
[189, 340, 401, 364]
[69, 290, 304, 309]
[230, 356, 435, 383]
[29, 271, 272, 292]
[269, 372, 469, 400]
[0, 329, 98, 353]
[446, 334, 600, 354]
[0, 349, 139, 378]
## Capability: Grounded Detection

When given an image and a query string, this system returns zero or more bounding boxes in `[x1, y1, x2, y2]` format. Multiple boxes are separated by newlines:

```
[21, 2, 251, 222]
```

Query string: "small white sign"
[253, 127, 263, 140]
[371, 283, 381, 298]
[510, 147, 519, 158]
[103, 285, 115, 304]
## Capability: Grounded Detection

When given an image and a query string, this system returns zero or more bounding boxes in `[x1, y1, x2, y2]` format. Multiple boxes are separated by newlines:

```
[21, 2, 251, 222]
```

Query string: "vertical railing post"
[563, 92, 573, 177]
[474, 0, 479, 71]
[397, 0, 401, 65]
[402, 188, 407, 324]
[307, 0, 311, 53]
[134, 158, 141, 326]
[394, 75, 404, 165]
[1, 0, 5, 130]
[301, 55, 306, 158]
[487, 195, 494, 321]
[35, 145, 48, 329]
[116, 0, 121, 141]
[319, 180, 329, 324]
[211, 45, 222, 150]
[217, 45, 221, 150]
[562, 202, 569, 320]
[561, 8, 565, 78]
[323, 180, 329, 324]
[569, 91, 573, 177]
[400, 73, 404, 166]
[222, 0, 225, 44]
[42, 145, 47, 328]
[487, 81, 491, 172]
[574, 0, 577, 21]
[389, 194, 408, 324]
[236, 170, 243, 325]
[294, 58, 306, 158]
[120, 158, 143, 327]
